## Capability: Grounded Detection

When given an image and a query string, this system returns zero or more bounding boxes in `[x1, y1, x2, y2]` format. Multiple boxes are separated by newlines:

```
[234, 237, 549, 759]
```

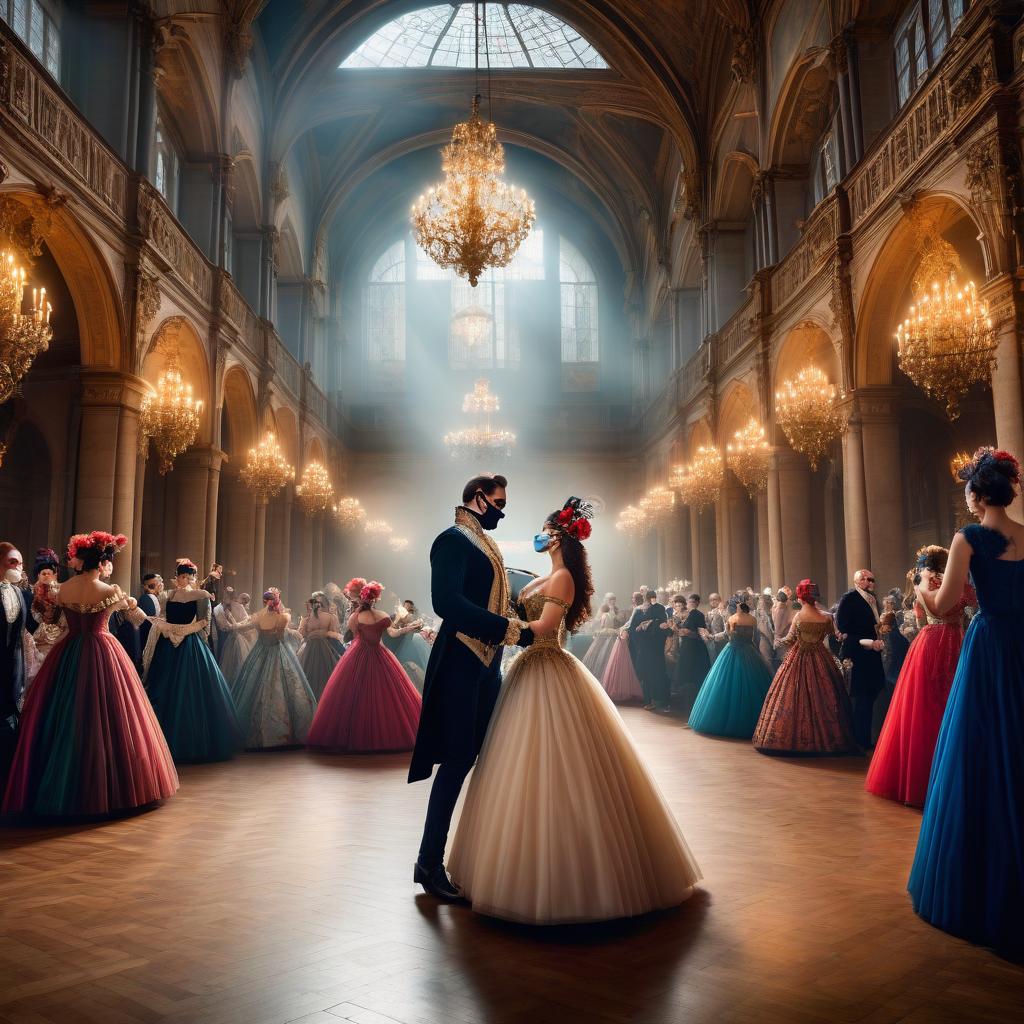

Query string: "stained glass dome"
[340, 4, 608, 70]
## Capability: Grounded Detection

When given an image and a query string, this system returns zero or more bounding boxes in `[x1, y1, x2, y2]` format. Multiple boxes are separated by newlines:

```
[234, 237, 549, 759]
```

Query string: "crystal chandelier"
[334, 497, 366, 530]
[640, 484, 675, 524]
[451, 304, 493, 348]
[411, 5, 535, 287]
[949, 450, 973, 482]
[0, 250, 53, 403]
[444, 377, 516, 460]
[240, 431, 294, 498]
[895, 233, 996, 420]
[726, 418, 771, 495]
[389, 536, 410, 554]
[138, 348, 203, 475]
[364, 519, 393, 539]
[615, 504, 649, 538]
[665, 578, 692, 594]
[775, 366, 847, 471]
[678, 445, 724, 513]
[295, 461, 334, 516]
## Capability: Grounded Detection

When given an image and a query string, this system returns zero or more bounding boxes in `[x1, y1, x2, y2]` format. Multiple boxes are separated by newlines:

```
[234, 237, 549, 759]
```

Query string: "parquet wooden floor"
[0, 709, 1021, 1024]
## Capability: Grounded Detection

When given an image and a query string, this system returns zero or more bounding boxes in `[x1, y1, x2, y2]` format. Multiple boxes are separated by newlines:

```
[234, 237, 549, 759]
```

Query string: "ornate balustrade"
[713, 298, 755, 371]
[137, 183, 214, 306]
[772, 197, 839, 309]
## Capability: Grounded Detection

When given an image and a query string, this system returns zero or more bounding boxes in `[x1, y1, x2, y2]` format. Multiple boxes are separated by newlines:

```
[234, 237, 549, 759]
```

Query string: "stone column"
[264, 488, 294, 602]
[990, 314, 1024, 468]
[715, 498, 732, 597]
[169, 450, 211, 565]
[841, 412, 871, 577]
[204, 449, 225, 571]
[727, 482, 754, 591]
[260, 226, 278, 321]
[688, 507, 703, 595]
[756, 489, 771, 588]
[858, 388, 906, 592]
[133, 12, 159, 176]
[252, 496, 268, 599]
[775, 449, 812, 586]
[766, 453, 785, 588]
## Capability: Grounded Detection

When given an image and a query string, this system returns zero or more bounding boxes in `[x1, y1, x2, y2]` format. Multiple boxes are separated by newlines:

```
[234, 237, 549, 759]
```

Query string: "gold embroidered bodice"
[521, 591, 569, 650]
[60, 585, 129, 614]
[789, 617, 836, 649]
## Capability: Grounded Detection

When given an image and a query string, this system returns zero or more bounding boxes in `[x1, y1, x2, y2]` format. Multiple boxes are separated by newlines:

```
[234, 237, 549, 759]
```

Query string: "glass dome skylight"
[340, 4, 608, 70]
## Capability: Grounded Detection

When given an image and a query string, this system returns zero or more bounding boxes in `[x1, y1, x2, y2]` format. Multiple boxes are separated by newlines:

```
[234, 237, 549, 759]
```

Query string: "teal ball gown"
[688, 624, 772, 738]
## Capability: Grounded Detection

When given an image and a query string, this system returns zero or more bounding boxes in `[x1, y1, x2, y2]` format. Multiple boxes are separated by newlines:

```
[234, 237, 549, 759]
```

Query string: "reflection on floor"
[0, 708, 1021, 1023]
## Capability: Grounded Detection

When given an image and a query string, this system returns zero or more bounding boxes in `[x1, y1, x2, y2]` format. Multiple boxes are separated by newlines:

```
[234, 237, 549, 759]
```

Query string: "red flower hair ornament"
[345, 576, 367, 595]
[557, 497, 595, 543]
[795, 579, 819, 603]
[360, 581, 384, 603]
[66, 531, 128, 563]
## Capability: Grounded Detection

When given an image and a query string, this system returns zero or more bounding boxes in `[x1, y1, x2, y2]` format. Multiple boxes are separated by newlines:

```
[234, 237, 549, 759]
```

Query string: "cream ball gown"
[448, 592, 702, 925]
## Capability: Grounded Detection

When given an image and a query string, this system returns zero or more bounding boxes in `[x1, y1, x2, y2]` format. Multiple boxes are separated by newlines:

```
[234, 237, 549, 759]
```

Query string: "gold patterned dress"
[752, 614, 858, 756]
[448, 592, 702, 925]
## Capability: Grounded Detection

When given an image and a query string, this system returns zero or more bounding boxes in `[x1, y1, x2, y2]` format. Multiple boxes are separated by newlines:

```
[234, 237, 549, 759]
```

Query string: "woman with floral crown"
[865, 546, 974, 808]
[4, 532, 178, 817]
[306, 580, 422, 753]
[752, 579, 858, 756]
[143, 557, 242, 762]
[448, 498, 701, 925]
[908, 449, 1024, 954]
[229, 589, 317, 749]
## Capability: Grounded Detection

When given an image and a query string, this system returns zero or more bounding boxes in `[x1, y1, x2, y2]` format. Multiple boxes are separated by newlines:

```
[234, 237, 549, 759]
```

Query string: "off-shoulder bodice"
[521, 591, 569, 650]
[728, 624, 756, 644]
[60, 586, 127, 636]
[790, 617, 835, 649]
[354, 615, 391, 647]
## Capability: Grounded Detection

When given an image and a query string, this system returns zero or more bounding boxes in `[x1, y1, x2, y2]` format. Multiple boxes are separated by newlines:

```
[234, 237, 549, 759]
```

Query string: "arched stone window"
[365, 240, 406, 389]
[559, 237, 598, 364]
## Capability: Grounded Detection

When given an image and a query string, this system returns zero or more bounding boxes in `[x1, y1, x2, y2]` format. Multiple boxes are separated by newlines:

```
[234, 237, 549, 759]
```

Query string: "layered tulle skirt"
[582, 632, 616, 680]
[218, 629, 255, 685]
[601, 635, 643, 703]
[866, 623, 962, 807]
[753, 643, 858, 755]
[908, 611, 1024, 952]
[146, 633, 243, 763]
[4, 632, 179, 816]
[231, 638, 318, 749]
[383, 632, 431, 693]
[298, 635, 346, 699]
[449, 644, 701, 924]
[306, 639, 421, 752]
[689, 639, 773, 738]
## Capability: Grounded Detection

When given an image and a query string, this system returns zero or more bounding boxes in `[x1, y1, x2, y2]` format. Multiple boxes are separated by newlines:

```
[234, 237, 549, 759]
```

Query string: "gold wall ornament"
[295, 461, 335, 516]
[726, 418, 771, 495]
[774, 366, 847, 471]
[895, 234, 996, 420]
[412, 96, 535, 286]
[334, 497, 366, 530]
[949, 451, 973, 482]
[677, 445, 724, 513]
[240, 431, 294, 498]
[0, 250, 53, 404]
[614, 504, 649, 539]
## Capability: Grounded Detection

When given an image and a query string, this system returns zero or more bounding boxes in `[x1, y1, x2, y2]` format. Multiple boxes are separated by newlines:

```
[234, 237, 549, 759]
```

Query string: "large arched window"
[365, 241, 406, 389]
[341, 4, 607, 69]
[1, 0, 60, 78]
[559, 237, 598, 364]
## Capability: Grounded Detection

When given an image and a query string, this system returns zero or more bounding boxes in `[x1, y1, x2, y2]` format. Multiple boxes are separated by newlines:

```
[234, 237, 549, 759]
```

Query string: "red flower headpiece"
[795, 579, 819, 603]
[345, 576, 367, 595]
[66, 531, 128, 563]
[555, 497, 594, 542]
[360, 581, 383, 603]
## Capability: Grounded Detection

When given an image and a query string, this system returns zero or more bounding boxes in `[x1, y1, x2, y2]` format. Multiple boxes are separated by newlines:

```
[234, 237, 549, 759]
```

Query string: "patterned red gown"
[865, 582, 975, 807]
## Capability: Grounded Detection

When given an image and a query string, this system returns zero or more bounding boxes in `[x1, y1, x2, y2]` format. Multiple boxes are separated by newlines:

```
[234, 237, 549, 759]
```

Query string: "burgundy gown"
[4, 588, 179, 816]
[306, 615, 421, 752]
[865, 582, 975, 807]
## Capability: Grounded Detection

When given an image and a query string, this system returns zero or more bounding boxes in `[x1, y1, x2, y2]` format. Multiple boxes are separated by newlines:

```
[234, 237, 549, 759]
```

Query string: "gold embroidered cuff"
[503, 618, 529, 647]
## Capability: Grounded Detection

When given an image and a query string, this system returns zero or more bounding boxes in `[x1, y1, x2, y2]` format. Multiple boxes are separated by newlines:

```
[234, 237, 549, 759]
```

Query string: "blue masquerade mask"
[533, 534, 553, 552]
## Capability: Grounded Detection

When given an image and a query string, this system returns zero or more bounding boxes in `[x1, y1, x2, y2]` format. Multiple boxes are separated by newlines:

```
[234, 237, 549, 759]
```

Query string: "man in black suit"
[0, 543, 30, 784]
[634, 589, 671, 713]
[835, 568, 885, 748]
[409, 474, 534, 902]
[135, 572, 163, 669]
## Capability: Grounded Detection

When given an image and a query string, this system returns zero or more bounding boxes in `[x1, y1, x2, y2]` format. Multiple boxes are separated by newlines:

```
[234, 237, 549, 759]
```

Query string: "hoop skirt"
[582, 629, 617, 680]
[449, 593, 701, 925]
[145, 595, 243, 763]
[753, 616, 858, 756]
[231, 627, 318, 749]
[4, 589, 178, 817]
[601, 635, 644, 703]
[689, 625, 772, 738]
[306, 616, 421, 752]
[218, 626, 255, 685]
[298, 634, 346, 700]
[865, 585, 973, 807]
[908, 525, 1024, 953]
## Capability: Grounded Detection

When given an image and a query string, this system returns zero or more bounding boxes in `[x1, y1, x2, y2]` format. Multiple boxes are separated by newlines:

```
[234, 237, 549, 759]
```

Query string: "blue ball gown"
[688, 623, 773, 738]
[145, 591, 243, 763]
[231, 622, 318, 749]
[908, 524, 1024, 954]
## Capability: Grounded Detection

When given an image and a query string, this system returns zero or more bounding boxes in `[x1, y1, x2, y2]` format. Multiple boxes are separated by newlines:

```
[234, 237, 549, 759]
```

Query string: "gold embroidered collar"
[452, 507, 511, 666]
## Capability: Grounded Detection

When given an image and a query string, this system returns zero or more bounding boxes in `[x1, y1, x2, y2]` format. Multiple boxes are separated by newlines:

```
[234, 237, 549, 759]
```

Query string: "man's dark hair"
[644, 589, 657, 601]
[462, 474, 508, 504]
[142, 572, 159, 583]
[689, 593, 701, 604]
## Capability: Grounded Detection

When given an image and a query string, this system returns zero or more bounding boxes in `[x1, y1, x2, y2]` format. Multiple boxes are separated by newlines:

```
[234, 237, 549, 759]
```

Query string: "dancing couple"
[409, 474, 700, 925]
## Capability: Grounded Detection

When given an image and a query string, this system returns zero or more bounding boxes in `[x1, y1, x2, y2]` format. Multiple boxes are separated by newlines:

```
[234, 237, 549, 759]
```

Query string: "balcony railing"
[772, 196, 839, 310]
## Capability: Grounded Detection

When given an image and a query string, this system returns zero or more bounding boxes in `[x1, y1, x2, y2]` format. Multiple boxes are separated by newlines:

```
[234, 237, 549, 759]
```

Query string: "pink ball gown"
[4, 586, 179, 817]
[306, 615, 421, 752]
[601, 634, 644, 703]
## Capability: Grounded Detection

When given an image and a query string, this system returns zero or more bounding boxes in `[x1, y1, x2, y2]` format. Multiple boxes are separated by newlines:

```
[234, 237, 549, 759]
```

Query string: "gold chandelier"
[678, 445, 724, 513]
[389, 536, 410, 554]
[640, 484, 675, 524]
[138, 347, 203, 475]
[444, 377, 516, 459]
[364, 518, 393, 540]
[895, 233, 996, 420]
[775, 366, 846, 471]
[411, 3, 535, 290]
[615, 504, 649, 539]
[665, 578, 691, 594]
[240, 431, 294, 498]
[726, 418, 771, 495]
[0, 250, 52, 403]
[452, 304, 494, 347]
[949, 450, 973, 482]
[295, 461, 334, 516]
[334, 496, 366, 530]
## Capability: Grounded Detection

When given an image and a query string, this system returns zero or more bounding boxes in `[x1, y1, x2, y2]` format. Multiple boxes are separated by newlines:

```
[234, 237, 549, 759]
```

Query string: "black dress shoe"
[414, 861, 464, 902]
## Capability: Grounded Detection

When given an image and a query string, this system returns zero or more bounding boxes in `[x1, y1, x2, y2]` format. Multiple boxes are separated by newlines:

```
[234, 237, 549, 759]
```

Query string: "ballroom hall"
[0, 2, 1023, 1022]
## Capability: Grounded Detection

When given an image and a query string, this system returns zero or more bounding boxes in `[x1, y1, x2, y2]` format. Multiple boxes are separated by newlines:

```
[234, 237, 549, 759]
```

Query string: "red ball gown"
[865, 582, 975, 807]
[306, 615, 421, 752]
[4, 587, 179, 817]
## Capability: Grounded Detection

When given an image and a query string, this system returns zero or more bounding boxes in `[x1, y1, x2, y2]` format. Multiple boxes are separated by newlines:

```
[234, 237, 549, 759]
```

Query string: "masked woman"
[144, 558, 242, 763]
